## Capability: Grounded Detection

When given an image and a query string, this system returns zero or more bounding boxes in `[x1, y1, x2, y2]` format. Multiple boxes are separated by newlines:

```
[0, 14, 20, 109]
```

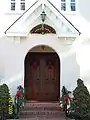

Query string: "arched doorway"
[24, 45, 60, 101]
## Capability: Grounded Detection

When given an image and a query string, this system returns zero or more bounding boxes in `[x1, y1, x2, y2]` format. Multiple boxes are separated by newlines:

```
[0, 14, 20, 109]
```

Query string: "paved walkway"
[7, 117, 74, 120]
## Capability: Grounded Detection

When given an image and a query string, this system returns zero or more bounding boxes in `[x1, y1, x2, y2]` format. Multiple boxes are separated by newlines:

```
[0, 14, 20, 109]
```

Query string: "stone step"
[23, 102, 61, 109]
[20, 112, 65, 119]
[20, 114, 64, 118]
[25, 102, 59, 107]
[21, 107, 62, 111]
[24, 102, 60, 109]
[20, 110, 62, 114]
[20, 109, 64, 118]
[20, 101, 64, 119]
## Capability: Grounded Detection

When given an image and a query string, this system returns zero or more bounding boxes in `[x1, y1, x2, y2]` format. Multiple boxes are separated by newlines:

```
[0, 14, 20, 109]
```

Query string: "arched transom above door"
[30, 24, 56, 34]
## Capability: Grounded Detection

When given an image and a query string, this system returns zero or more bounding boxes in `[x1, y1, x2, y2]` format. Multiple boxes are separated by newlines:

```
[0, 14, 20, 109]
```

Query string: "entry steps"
[20, 101, 65, 119]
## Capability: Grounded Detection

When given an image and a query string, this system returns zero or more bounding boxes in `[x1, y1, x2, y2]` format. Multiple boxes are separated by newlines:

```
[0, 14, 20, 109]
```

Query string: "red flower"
[16, 91, 21, 97]
[64, 95, 70, 105]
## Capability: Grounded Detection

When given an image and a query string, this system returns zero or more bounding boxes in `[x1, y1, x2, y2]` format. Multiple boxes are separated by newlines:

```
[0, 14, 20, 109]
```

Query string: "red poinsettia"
[64, 95, 70, 105]
[16, 91, 22, 97]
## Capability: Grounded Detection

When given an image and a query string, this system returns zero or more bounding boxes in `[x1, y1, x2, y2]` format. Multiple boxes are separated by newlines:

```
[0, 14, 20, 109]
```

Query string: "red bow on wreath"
[31, 62, 38, 70]
[64, 95, 70, 105]
[16, 91, 22, 97]
[47, 61, 53, 70]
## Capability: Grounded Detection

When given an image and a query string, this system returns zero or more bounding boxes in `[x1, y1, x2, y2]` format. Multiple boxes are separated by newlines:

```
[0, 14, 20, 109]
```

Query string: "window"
[20, 0, 25, 10]
[70, 0, 76, 11]
[11, 0, 15, 11]
[61, 0, 66, 11]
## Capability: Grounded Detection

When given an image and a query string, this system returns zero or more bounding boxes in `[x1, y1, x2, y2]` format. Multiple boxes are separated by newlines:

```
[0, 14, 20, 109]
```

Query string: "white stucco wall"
[0, 34, 90, 98]
[0, 0, 90, 97]
[78, 0, 90, 22]
[73, 36, 90, 91]
[0, 34, 80, 97]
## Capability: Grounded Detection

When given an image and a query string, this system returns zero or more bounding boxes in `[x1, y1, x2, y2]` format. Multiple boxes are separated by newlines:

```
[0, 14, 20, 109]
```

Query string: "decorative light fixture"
[41, 11, 46, 22]
[41, 11, 46, 34]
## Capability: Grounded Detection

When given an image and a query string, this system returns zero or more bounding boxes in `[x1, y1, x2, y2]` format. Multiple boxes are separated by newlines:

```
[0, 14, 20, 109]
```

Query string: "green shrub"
[70, 78, 90, 120]
[0, 84, 13, 119]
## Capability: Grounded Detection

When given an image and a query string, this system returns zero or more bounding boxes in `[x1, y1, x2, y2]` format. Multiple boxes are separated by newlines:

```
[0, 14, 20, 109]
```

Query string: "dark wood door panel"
[25, 52, 60, 101]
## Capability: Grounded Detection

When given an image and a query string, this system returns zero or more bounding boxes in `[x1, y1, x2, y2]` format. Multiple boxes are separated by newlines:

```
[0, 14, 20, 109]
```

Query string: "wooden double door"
[25, 52, 60, 101]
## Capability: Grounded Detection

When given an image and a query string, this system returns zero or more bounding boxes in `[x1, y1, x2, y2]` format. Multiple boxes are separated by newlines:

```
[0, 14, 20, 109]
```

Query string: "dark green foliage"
[13, 85, 24, 119]
[62, 86, 68, 96]
[70, 78, 90, 120]
[0, 84, 13, 119]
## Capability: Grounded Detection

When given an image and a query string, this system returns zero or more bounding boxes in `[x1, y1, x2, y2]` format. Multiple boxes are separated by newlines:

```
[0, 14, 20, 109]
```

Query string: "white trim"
[6, 32, 28, 37]
[5, 0, 79, 37]
[57, 33, 78, 37]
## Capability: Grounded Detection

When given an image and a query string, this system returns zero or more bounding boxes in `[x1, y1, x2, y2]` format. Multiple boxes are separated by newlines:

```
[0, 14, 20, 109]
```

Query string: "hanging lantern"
[41, 11, 46, 22]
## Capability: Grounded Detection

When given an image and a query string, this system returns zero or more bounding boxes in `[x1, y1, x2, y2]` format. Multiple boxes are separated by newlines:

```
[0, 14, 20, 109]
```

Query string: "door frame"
[24, 52, 60, 101]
